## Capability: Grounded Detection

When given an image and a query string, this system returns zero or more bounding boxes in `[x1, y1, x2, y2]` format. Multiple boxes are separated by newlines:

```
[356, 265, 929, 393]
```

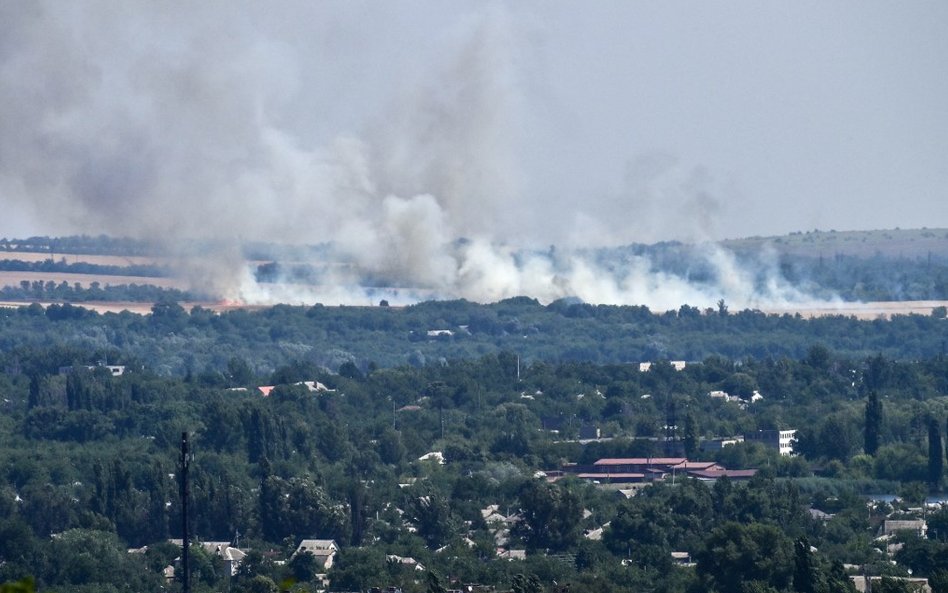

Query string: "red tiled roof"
[670, 461, 721, 470]
[688, 469, 757, 479]
[576, 473, 646, 479]
[594, 458, 687, 466]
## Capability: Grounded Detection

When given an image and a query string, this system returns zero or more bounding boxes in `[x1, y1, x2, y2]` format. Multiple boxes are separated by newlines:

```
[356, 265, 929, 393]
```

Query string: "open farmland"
[1, 229, 947, 317]
[0, 251, 171, 266]
[0, 270, 187, 290]
[761, 300, 948, 320]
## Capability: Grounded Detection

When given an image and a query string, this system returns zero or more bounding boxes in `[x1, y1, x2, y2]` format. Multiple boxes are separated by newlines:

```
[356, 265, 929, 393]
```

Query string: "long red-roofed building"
[563, 457, 756, 485]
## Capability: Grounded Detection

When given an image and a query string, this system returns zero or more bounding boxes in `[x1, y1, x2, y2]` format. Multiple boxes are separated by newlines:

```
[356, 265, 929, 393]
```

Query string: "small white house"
[293, 539, 338, 570]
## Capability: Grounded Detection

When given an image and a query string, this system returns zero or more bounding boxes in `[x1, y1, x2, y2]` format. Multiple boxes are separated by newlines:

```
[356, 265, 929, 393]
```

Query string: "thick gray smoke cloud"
[0, 2, 833, 310]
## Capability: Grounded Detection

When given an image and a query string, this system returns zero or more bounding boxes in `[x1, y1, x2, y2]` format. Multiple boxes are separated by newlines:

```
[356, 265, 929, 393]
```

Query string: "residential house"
[293, 539, 338, 570]
[58, 364, 126, 376]
[386, 555, 426, 572]
[496, 549, 526, 560]
[882, 519, 927, 538]
[584, 521, 610, 541]
[293, 380, 333, 392]
[200, 542, 247, 576]
[164, 539, 248, 578]
[578, 424, 601, 440]
[671, 552, 695, 567]
[639, 361, 687, 372]
[701, 436, 744, 453]
[851, 575, 931, 592]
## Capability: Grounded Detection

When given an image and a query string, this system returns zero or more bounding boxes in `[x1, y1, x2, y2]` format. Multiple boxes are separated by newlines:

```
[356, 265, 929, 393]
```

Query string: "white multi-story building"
[744, 429, 797, 456]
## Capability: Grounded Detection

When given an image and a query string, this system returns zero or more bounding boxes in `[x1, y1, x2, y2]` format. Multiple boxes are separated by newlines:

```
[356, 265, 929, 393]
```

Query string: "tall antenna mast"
[180, 432, 191, 593]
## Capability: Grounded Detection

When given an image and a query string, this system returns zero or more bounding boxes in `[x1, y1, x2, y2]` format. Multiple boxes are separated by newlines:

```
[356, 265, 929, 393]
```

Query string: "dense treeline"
[0, 236, 157, 257]
[2, 338, 948, 592]
[606, 241, 948, 302]
[0, 282, 198, 303]
[1, 298, 947, 377]
[777, 253, 948, 302]
[0, 258, 170, 278]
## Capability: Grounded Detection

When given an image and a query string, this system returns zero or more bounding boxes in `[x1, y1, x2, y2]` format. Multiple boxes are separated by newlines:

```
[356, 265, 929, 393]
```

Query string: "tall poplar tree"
[793, 537, 821, 593]
[865, 391, 883, 456]
[683, 411, 699, 459]
[929, 418, 944, 489]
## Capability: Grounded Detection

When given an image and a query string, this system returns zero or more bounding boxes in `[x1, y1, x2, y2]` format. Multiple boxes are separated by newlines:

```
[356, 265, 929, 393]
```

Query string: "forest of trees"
[1, 296, 947, 376]
[1, 233, 948, 592]
[0, 258, 170, 278]
[1, 315, 948, 591]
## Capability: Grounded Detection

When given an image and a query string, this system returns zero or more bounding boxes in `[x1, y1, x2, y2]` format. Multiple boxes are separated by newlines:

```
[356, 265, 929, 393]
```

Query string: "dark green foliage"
[288, 551, 318, 585]
[929, 507, 948, 542]
[0, 257, 169, 278]
[696, 522, 794, 593]
[865, 391, 883, 455]
[3, 296, 948, 377]
[683, 410, 699, 459]
[930, 570, 948, 593]
[511, 573, 543, 593]
[894, 533, 948, 579]
[327, 547, 386, 591]
[426, 570, 448, 593]
[793, 537, 823, 593]
[405, 486, 458, 550]
[875, 576, 917, 593]
[1, 312, 948, 593]
[0, 280, 197, 303]
[514, 480, 583, 552]
[929, 418, 944, 488]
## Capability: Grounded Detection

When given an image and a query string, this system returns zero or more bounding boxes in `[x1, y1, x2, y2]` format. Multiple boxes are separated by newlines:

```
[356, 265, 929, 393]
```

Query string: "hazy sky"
[2, 1, 947, 245]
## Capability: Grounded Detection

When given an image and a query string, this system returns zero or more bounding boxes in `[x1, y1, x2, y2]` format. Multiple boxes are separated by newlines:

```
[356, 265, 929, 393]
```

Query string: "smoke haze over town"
[1, 2, 946, 308]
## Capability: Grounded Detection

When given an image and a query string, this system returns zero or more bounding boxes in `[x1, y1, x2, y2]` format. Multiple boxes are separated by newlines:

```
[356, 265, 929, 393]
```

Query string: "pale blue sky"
[1, 1, 946, 244]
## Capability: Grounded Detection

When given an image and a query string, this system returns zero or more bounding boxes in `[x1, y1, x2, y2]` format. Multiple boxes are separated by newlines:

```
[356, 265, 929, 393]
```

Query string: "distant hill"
[722, 228, 948, 260]
[2, 229, 948, 305]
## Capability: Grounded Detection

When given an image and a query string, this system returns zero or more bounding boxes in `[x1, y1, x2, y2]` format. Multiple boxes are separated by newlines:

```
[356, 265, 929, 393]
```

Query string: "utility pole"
[180, 432, 191, 593]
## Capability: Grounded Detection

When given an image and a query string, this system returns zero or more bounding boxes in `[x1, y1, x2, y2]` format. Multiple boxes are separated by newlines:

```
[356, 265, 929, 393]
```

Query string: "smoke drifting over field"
[6, 3, 939, 309]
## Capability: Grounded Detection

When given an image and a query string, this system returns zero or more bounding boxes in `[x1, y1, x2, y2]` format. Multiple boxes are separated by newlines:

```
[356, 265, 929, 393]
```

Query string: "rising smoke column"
[0, 2, 829, 310]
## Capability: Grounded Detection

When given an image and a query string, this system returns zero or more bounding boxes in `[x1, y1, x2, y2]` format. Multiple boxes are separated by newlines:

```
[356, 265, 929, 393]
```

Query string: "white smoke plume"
[0, 2, 832, 311]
